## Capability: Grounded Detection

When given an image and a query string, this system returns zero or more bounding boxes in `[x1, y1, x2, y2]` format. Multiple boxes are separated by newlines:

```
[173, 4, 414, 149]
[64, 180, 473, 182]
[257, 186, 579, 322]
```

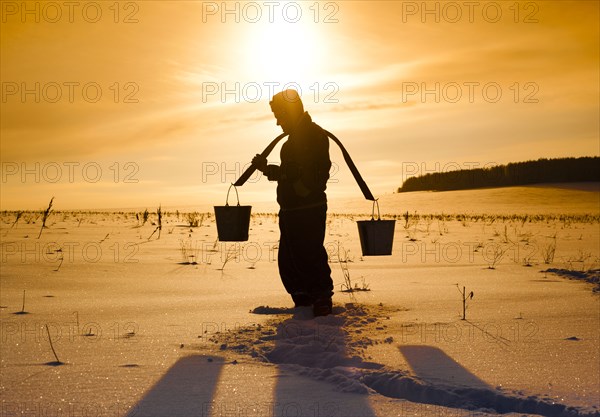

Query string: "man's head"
[270, 89, 304, 134]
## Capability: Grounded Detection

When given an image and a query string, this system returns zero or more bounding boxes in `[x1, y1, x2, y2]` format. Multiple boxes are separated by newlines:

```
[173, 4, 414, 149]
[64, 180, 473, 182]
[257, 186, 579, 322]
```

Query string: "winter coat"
[265, 112, 331, 210]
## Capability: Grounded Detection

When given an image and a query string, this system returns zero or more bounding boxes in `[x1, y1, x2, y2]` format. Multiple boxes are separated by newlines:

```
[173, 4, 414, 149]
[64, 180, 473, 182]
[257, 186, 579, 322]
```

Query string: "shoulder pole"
[233, 132, 288, 187]
[233, 130, 375, 201]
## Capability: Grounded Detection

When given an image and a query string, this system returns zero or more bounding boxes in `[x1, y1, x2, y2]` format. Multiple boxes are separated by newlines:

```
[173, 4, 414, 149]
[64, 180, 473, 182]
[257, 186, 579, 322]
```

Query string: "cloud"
[1, 1, 598, 209]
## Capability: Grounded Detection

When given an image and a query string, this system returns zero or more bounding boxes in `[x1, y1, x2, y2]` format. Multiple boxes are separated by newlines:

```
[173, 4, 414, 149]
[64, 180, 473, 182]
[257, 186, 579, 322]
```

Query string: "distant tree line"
[398, 157, 600, 192]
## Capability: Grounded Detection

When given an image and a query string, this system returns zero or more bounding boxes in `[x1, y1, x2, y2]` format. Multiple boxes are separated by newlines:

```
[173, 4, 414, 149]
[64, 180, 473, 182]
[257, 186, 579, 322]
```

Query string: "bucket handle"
[225, 183, 241, 206]
[371, 199, 381, 221]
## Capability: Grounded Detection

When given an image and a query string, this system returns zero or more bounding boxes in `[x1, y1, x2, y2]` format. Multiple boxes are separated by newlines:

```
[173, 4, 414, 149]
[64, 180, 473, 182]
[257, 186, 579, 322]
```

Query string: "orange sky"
[1, 1, 598, 210]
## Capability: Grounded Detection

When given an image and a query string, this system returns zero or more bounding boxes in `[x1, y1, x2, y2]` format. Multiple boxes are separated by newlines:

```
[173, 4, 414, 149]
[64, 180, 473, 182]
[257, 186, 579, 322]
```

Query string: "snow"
[1, 185, 599, 416]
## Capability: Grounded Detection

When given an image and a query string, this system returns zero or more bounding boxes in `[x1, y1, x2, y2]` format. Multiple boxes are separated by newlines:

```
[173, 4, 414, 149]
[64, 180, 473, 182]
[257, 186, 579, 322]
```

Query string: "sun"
[243, 19, 324, 87]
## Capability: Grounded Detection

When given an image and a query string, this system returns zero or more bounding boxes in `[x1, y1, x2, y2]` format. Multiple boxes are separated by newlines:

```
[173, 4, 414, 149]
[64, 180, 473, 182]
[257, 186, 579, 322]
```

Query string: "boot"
[313, 297, 333, 317]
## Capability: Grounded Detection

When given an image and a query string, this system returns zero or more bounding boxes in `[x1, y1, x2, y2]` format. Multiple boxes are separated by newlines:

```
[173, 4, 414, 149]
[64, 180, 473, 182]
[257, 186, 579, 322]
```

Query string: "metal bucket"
[214, 184, 251, 242]
[356, 200, 395, 256]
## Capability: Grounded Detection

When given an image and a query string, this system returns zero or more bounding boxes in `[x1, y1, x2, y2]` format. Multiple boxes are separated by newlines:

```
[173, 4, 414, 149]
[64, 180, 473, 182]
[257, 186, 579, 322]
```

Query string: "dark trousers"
[278, 204, 333, 300]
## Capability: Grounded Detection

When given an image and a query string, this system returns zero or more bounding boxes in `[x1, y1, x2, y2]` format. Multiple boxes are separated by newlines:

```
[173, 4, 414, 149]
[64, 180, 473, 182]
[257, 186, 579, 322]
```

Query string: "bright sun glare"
[245, 20, 324, 86]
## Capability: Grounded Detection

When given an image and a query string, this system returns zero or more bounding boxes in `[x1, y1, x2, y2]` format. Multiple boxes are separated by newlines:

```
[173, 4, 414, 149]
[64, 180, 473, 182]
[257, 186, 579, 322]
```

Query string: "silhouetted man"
[252, 90, 334, 316]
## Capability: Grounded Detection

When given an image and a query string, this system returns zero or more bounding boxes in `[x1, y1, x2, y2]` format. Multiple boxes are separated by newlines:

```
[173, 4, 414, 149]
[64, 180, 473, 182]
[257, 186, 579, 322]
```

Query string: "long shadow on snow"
[126, 355, 224, 417]
[270, 307, 379, 417]
[361, 345, 598, 417]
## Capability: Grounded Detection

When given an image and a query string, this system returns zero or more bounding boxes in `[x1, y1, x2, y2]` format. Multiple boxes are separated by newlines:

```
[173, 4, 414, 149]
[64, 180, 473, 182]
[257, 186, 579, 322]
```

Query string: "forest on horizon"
[398, 157, 600, 193]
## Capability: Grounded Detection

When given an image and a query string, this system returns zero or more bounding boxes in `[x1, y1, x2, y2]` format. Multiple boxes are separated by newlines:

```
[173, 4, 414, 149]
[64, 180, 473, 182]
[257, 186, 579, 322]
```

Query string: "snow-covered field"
[1, 184, 599, 417]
